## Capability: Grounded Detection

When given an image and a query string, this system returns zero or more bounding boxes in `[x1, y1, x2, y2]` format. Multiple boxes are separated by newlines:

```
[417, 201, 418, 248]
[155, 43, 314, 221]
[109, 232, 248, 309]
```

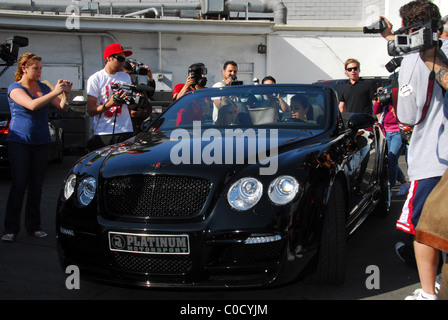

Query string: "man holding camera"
[211, 61, 239, 121]
[86, 43, 135, 149]
[380, 0, 448, 300]
[122, 60, 154, 134]
[172, 62, 208, 100]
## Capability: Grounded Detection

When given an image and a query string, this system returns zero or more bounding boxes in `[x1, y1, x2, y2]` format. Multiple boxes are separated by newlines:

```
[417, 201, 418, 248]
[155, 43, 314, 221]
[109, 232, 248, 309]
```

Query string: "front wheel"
[307, 179, 347, 285]
[374, 154, 390, 217]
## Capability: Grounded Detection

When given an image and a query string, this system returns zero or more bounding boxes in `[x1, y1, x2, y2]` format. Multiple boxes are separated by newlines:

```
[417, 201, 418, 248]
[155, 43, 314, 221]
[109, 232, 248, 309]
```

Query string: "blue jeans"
[3, 142, 50, 235]
[386, 131, 406, 187]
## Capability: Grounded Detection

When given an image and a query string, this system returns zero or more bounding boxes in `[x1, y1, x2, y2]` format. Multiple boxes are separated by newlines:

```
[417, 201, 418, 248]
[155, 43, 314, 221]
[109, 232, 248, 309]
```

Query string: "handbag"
[416, 169, 448, 252]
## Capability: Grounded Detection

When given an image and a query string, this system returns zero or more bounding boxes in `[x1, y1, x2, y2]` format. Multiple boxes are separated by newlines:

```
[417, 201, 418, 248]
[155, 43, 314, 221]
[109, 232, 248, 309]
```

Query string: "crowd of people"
[1, 0, 447, 300]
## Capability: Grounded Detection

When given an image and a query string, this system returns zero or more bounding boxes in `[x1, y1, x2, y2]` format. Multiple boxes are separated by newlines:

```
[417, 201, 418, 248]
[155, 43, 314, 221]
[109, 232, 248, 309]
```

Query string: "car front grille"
[104, 175, 212, 218]
[111, 252, 193, 275]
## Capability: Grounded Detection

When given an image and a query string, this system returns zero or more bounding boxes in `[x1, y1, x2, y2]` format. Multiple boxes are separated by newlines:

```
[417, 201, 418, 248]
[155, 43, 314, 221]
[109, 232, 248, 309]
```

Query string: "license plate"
[109, 232, 190, 255]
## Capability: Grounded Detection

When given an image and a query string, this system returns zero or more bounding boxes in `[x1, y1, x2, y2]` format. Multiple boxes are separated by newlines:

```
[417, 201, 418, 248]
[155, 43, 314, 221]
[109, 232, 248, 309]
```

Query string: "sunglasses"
[347, 66, 359, 72]
[111, 55, 126, 62]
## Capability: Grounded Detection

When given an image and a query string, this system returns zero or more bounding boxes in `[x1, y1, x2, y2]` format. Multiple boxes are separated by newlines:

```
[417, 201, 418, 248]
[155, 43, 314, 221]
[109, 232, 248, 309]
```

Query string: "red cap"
[103, 43, 132, 60]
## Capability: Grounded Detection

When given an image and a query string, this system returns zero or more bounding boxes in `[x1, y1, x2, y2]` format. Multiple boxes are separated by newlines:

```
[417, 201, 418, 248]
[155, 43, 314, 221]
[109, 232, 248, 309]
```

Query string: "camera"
[126, 58, 149, 75]
[188, 64, 207, 87]
[0, 36, 28, 66]
[111, 83, 154, 111]
[375, 86, 393, 105]
[229, 74, 243, 86]
[389, 19, 442, 56]
[385, 57, 403, 73]
[363, 18, 388, 34]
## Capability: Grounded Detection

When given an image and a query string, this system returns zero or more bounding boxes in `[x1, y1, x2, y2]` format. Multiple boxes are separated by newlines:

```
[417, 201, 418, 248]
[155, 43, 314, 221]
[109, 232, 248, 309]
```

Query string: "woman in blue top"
[1, 52, 72, 242]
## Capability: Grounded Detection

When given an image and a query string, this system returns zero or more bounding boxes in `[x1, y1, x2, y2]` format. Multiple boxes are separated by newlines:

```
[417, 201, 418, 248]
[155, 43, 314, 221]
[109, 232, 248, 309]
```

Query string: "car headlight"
[77, 176, 97, 207]
[228, 177, 263, 210]
[268, 175, 300, 205]
[63, 173, 77, 200]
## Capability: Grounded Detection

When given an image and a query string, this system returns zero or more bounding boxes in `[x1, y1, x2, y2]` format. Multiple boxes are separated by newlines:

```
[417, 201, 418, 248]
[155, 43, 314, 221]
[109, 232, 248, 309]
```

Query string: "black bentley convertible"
[56, 84, 389, 288]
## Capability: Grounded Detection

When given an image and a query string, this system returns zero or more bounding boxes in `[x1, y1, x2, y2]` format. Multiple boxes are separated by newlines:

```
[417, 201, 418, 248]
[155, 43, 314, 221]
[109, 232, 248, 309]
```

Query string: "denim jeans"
[386, 131, 406, 187]
[3, 142, 50, 235]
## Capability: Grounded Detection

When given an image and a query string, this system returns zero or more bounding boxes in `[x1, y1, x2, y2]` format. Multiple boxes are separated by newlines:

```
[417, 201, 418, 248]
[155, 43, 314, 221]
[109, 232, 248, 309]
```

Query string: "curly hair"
[399, 0, 441, 28]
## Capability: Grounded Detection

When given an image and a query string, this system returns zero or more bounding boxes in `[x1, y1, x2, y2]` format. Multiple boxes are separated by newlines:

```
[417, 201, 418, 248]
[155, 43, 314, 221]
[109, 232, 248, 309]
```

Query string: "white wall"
[267, 34, 392, 84]
[0, 30, 267, 90]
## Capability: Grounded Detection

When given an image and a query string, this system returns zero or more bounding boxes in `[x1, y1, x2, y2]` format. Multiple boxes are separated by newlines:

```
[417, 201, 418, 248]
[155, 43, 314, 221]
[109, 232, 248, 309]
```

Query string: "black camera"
[0, 36, 28, 66]
[111, 83, 154, 111]
[389, 19, 442, 56]
[126, 58, 149, 75]
[188, 64, 207, 87]
[229, 74, 243, 86]
[375, 86, 393, 105]
[385, 57, 403, 73]
[363, 18, 388, 34]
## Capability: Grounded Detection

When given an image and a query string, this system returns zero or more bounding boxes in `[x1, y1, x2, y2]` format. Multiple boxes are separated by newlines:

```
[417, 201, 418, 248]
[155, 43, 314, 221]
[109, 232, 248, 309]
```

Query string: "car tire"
[374, 154, 390, 217]
[308, 179, 347, 285]
[55, 130, 64, 164]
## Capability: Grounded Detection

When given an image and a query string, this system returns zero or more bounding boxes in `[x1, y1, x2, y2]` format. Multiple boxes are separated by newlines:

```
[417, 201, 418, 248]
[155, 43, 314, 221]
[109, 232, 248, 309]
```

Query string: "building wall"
[1, 0, 448, 90]
[0, 29, 268, 90]
[5, 0, 448, 25]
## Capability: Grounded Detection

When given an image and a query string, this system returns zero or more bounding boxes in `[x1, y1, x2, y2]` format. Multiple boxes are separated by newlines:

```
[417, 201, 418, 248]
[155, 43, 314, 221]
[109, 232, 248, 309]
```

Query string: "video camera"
[392, 19, 442, 55]
[385, 57, 403, 73]
[229, 74, 243, 86]
[188, 64, 207, 87]
[375, 86, 393, 105]
[0, 36, 28, 66]
[126, 58, 149, 75]
[110, 83, 154, 111]
[363, 18, 388, 34]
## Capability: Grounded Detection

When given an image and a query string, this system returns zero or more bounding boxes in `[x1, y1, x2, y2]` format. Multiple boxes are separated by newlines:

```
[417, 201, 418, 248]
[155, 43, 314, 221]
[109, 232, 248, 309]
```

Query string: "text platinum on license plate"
[109, 232, 190, 255]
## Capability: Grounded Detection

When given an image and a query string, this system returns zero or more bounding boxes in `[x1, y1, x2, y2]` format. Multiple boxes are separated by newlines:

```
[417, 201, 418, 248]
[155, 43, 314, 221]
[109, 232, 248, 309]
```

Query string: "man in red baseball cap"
[86, 43, 135, 150]
[103, 43, 133, 61]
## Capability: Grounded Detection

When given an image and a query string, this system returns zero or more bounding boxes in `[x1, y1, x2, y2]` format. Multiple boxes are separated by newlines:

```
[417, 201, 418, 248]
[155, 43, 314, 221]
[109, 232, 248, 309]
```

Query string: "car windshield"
[152, 85, 332, 134]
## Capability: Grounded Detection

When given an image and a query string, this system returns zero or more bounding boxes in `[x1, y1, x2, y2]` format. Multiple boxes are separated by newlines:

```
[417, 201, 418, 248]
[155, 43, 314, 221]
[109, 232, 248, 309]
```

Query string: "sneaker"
[395, 242, 417, 268]
[397, 182, 410, 196]
[1, 234, 15, 242]
[435, 273, 442, 295]
[405, 288, 437, 300]
[32, 231, 48, 238]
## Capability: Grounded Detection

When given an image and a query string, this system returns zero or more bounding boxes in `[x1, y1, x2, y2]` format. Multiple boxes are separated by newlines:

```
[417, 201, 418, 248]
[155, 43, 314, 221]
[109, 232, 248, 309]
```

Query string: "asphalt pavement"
[0, 154, 421, 301]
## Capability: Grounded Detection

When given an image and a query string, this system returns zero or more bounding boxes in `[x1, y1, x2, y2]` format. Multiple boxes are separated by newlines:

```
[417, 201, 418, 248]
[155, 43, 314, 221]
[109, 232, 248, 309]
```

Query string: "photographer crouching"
[378, 0, 448, 300]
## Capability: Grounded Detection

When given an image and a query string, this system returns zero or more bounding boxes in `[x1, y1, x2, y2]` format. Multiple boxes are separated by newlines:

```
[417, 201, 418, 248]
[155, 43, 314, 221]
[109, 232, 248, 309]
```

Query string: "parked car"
[56, 84, 390, 288]
[0, 90, 64, 167]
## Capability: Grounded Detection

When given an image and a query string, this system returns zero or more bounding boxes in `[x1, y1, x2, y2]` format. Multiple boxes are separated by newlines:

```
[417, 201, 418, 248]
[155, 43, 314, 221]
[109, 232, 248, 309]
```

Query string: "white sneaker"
[405, 288, 437, 300]
[435, 273, 442, 295]
[397, 182, 410, 196]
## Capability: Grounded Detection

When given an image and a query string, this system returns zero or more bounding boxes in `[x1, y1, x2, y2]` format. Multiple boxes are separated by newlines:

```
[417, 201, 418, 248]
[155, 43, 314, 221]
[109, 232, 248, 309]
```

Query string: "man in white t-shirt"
[87, 43, 134, 149]
[211, 61, 238, 121]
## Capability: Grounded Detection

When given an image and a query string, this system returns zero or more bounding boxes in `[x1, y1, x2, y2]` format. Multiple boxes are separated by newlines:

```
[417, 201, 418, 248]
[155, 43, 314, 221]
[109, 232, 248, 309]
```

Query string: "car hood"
[84, 128, 323, 180]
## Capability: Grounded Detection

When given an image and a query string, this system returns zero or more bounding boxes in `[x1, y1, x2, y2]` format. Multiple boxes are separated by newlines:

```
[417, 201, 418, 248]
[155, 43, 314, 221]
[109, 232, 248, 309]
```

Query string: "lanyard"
[414, 70, 435, 125]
